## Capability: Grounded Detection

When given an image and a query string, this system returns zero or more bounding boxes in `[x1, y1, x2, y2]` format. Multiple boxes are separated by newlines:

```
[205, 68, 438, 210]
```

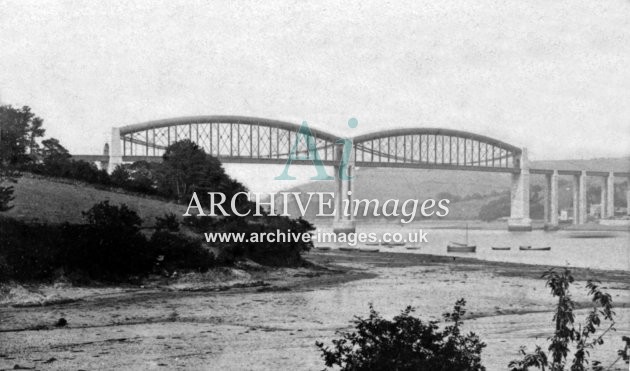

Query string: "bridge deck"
[70, 154, 630, 177]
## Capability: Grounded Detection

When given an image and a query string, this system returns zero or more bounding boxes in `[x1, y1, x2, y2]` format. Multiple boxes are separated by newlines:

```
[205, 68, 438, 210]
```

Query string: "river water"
[315, 224, 630, 271]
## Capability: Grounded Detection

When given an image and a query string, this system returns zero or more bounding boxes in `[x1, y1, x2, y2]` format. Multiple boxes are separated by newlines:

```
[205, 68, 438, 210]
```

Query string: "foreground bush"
[316, 299, 486, 371]
[150, 231, 214, 273]
[27, 159, 111, 187]
[0, 202, 215, 282]
[509, 268, 620, 371]
[0, 201, 154, 281]
[1, 202, 311, 281]
[186, 214, 315, 267]
[59, 201, 153, 280]
[0, 217, 61, 281]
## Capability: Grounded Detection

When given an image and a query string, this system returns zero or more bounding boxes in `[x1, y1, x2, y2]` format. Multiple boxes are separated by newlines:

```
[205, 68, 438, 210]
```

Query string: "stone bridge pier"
[543, 170, 559, 228]
[332, 142, 357, 234]
[539, 169, 624, 227]
[508, 148, 532, 231]
[107, 127, 123, 173]
[603, 172, 615, 218]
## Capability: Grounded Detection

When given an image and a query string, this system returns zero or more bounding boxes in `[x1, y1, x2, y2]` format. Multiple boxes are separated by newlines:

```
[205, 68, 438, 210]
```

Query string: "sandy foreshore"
[1, 251, 628, 370]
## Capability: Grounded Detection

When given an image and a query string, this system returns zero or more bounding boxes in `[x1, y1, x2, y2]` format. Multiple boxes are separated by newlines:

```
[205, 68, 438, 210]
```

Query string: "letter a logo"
[275, 121, 334, 180]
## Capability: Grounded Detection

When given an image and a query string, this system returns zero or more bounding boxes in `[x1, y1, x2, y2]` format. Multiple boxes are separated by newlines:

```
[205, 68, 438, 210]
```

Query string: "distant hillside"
[277, 168, 512, 221]
[531, 157, 630, 172]
[5, 174, 185, 225]
[277, 157, 629, 222]
[285, 167, 512, 200]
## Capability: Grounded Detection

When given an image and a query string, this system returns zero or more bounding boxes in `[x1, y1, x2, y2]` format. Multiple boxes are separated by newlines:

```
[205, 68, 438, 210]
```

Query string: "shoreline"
[313, 219, 630, 232]
[306, 250, 630, 282]
[1, 249, 627, 310]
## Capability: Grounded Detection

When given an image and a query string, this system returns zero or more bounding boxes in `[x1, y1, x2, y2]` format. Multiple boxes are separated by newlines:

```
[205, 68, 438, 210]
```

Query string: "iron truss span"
[352, 128, 520, 172]
[118, 116, 521, 172]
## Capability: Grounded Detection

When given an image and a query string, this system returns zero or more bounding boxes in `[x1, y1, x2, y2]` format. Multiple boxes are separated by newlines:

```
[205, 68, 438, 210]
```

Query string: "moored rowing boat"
[449, 241, 468, 247]
[567, 231, 616, 239]
[382, 242, 405, 247]
[338, 247, 358, 252]
[519, 246, 551, 251]
[358, 248, 380, 253]
[447, 244, 476, 253]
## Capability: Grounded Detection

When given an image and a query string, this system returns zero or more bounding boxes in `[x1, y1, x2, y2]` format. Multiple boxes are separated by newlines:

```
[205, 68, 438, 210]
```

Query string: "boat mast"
[465, 223, 469, 245]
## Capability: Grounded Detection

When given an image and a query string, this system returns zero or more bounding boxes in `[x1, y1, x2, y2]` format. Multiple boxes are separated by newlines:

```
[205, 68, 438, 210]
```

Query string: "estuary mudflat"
[1, 251, 628, 370]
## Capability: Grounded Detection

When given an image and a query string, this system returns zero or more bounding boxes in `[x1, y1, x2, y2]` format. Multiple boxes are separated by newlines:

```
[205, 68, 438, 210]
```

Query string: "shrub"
[150, 231, 214, 273]
[155, 212, 180, 232]
[196, 215, 315, 267]
[0, 184, 15, 212]
[0, 217, 61, 281]
[55, 224, 149, 281]
[0, 201, 218, 282]
[62, 201, 153, 280]
[110, 165, 131, 187]
[619, 336, 629, 365]
[108, 163, 159, 195]
[0, 204, 153, 282]
[0, 165, 19, 211]
[242, 215, 314, 266]
[27, 158, 111, 187]
[509, 268, 617, 371]
[316, 299, 486, 371]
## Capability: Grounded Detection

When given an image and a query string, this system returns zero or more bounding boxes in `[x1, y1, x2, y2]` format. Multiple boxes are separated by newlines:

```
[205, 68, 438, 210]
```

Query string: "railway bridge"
[72, 116, 630, 232]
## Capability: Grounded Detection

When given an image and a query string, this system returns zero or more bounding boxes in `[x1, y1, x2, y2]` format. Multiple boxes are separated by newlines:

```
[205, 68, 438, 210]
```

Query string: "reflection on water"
[315, 224, 630, 271]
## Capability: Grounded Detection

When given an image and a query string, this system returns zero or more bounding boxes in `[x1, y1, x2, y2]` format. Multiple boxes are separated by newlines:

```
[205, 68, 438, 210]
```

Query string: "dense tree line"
[1, 104, 314, 280]
[0, 105, 252, 205]
[0, 202, 214, 281]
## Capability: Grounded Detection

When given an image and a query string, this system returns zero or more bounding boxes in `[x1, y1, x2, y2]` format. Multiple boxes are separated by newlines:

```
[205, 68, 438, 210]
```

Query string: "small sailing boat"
[447, 224, 476, 253]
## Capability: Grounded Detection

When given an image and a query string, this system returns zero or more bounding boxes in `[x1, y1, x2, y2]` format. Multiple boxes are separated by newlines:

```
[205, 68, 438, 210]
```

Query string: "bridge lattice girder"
[120, 116, 339, 165]
[352, 128, 520, 172]
[118, 116, 522, 172]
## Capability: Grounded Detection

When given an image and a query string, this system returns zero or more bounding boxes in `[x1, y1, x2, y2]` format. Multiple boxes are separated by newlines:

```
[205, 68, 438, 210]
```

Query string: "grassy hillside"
[5, 174, 185, 225]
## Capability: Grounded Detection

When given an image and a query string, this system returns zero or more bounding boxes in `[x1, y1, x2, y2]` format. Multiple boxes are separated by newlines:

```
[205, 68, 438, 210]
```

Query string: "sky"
[1, 0, 629, 165]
